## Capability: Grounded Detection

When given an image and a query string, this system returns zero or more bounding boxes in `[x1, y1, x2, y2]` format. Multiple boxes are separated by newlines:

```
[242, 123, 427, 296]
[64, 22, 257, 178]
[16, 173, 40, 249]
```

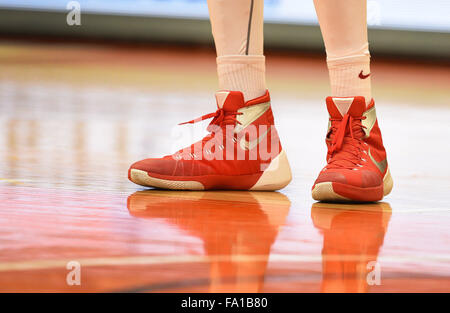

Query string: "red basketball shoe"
[312, 97, 393, 202]
[129, 90, 292, 190]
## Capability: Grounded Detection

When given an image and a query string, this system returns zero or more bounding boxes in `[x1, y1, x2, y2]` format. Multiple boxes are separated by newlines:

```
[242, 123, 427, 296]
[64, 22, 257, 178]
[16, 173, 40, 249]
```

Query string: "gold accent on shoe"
[362, 106, 377, 138]
[368, 148, 387, 174]
[234, 101, 270, 133]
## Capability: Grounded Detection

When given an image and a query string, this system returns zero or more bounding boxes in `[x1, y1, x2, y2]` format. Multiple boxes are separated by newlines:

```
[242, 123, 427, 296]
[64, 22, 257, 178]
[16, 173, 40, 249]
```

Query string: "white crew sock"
[327, 52, 372, 105]
[217, 55, 266, 102]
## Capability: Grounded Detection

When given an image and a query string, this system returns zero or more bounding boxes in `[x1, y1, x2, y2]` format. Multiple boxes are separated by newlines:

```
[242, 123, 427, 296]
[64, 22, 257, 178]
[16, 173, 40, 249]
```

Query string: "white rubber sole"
[311, 182, 349, 202]
[311, 168, 393, 202]
[129, 169, 205, 190]
[129, 150, 292, 191]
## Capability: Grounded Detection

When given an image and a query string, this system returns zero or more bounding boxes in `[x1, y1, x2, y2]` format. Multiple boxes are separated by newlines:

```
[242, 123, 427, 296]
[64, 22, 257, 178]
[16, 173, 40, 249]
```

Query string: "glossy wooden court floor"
[0, 41, 449, 292]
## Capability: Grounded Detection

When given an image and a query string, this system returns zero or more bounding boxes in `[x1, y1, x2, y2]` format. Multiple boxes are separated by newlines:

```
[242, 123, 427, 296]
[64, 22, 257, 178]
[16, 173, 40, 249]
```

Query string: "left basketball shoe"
[129, 90, 292, 190]
[312, 96, 393, 202]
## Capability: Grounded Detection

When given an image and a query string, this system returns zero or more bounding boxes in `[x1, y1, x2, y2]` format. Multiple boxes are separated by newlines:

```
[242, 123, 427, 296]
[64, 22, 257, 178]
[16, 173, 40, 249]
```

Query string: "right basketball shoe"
[312, 97, 393, 202]
[129, 90, 292, 190]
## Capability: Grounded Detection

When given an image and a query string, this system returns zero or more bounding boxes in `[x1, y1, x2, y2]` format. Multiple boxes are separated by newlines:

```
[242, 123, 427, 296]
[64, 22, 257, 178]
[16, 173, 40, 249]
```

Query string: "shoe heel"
[383, 168, 394, 196]
[250, 150, 292, 191]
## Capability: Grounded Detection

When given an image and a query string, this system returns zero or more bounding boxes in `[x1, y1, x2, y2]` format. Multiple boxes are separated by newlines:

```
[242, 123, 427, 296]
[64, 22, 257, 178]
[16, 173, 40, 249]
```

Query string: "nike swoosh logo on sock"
[359, 70, 371, 79]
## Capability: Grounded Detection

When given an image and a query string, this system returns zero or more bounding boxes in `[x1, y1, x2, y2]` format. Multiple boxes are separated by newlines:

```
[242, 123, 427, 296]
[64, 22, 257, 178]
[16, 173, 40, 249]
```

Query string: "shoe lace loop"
[179, 108, 242, 132]
[176, 108, 243, 156]
[327, 113, 366, 169]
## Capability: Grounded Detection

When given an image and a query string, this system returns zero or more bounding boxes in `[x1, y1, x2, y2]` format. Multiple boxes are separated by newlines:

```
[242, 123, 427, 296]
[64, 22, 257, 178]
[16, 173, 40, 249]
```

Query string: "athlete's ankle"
[217, 55, 266, 102]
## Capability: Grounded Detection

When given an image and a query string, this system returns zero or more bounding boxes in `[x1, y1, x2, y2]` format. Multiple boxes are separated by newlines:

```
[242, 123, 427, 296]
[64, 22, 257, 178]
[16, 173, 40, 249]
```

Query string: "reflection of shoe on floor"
[127, 190, 291, 234]
[312, 97, 393, 202]
[127, 191, 291, 292]
[311, 202, 392, 293]
[128, 90, 292, 190]
[311, 202, 392, 231]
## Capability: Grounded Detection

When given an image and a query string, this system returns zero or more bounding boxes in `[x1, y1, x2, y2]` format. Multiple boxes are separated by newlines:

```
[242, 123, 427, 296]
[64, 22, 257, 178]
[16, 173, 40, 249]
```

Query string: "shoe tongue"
[326, 96, 366, 118]
[215, 91, 245, 111]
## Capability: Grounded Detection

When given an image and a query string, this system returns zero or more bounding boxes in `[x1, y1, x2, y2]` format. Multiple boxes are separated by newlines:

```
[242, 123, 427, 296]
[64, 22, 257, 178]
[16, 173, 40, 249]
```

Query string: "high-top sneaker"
[129, 90, 292, 190]
[312, 97, 393, 202]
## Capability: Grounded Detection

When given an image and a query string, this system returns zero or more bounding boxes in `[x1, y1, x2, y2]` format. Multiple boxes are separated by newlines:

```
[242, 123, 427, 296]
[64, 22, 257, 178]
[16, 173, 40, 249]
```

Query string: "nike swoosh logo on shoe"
[369, 148, 387, 173]
[240, 128, 271, 151]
